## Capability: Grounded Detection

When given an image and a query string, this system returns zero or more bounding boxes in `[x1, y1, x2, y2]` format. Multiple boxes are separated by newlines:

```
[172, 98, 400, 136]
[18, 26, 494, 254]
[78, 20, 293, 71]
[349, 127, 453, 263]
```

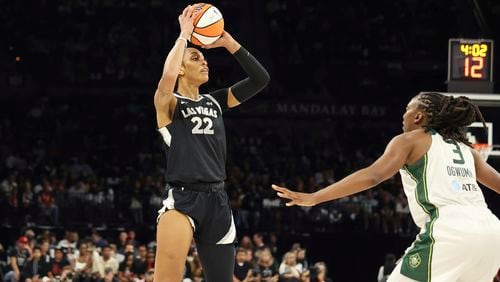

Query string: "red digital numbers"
[464, 57, 484, 78]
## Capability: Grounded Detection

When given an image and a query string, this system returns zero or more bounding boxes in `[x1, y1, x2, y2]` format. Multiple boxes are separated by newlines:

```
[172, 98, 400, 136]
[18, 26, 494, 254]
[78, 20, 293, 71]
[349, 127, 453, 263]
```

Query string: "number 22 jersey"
[158, 89, 229, 184]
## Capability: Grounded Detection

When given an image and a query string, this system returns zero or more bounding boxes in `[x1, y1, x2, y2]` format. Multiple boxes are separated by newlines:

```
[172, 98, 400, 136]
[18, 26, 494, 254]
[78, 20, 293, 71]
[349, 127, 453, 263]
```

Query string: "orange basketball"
[190, 3, 224, 46]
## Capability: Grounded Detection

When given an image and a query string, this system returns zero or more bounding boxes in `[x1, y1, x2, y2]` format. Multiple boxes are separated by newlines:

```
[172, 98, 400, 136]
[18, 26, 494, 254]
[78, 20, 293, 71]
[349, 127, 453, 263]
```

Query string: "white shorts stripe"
[216, 215, 236, 245]
[157, 189, 196, 230]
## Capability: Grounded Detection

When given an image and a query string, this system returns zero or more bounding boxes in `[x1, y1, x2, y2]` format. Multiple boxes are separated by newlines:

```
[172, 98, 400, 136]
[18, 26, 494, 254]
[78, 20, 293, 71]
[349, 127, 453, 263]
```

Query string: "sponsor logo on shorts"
[408, 253, 421, 268]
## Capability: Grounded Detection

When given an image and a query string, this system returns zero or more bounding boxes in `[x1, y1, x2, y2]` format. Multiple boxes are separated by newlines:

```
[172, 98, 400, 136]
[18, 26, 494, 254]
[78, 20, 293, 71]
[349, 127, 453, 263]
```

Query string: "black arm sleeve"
[231, 47, 271, 103]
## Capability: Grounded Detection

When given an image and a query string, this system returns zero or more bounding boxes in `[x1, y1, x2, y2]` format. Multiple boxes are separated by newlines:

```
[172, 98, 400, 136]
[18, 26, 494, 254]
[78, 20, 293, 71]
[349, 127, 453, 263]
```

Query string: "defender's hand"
[272, 184, 317, 207]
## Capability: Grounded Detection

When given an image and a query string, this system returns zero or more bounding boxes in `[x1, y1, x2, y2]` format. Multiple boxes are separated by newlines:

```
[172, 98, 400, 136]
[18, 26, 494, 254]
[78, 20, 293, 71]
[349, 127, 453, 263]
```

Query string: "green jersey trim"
[401, 154, 440, 282]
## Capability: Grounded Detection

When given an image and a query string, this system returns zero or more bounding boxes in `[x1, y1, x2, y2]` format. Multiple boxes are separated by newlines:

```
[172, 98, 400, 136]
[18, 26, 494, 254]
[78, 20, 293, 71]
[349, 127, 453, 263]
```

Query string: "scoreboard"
[447, 39, 494, 93]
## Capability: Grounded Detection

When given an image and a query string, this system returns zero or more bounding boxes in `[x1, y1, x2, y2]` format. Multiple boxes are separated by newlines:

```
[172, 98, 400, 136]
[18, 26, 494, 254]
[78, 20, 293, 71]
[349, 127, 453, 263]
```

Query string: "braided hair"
[416, 92, 487, 146]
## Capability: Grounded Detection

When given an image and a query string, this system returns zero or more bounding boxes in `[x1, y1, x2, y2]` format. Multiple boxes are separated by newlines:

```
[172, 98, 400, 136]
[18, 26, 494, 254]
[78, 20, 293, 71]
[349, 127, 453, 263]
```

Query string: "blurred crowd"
[4, 0, 494, 98]
[0, 228, 332, 282]
[0, 94, 417, 237]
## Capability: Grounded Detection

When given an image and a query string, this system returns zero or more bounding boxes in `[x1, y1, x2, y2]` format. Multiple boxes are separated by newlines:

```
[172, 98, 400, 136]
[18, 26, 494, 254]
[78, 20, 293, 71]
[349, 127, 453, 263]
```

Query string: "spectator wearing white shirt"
[95, 245, 119, 278]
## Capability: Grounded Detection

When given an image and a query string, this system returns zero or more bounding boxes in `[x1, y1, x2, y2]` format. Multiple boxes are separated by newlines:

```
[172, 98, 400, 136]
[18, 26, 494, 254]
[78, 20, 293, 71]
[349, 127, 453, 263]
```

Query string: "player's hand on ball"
[201, 31, 239, 51]
[178, 5, 198, 39]
[272, 184, 317, 207]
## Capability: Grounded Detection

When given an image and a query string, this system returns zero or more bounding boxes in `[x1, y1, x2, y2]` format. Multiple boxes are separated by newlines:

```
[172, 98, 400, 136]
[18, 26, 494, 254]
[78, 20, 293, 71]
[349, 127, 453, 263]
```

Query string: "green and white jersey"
[399, 131, 487, 229]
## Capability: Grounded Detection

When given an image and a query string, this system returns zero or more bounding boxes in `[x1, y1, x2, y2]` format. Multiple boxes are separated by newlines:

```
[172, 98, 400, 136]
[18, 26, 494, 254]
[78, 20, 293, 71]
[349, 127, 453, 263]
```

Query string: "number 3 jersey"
[158, 89, 229, 184]
[399, 131, 488, 228]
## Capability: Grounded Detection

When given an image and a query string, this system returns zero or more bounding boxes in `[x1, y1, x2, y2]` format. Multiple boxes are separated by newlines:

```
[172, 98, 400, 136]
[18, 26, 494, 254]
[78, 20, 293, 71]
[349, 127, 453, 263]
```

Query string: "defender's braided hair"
[416, 92, 487, 147]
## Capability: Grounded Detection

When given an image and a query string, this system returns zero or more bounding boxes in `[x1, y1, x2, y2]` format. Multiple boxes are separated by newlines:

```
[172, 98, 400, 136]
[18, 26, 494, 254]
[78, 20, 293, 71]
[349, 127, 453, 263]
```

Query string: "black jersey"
[159, 89, 229, 184]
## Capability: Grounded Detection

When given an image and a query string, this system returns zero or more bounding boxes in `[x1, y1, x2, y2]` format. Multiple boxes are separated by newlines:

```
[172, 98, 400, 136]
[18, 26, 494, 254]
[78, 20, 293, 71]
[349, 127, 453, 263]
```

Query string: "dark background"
[1, 0, 500, 281]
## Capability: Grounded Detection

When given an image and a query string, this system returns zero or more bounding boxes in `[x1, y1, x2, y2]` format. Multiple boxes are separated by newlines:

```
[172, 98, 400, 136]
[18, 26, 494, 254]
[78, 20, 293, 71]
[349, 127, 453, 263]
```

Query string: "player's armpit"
[227, 88, 241, 108]
[471, 148, 500, 194]
[154, 89, 177, 128]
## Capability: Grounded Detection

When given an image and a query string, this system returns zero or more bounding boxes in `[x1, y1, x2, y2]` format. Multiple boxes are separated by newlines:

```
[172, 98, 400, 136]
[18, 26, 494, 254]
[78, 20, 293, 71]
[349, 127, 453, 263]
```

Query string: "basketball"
[190, 3, 224, 46]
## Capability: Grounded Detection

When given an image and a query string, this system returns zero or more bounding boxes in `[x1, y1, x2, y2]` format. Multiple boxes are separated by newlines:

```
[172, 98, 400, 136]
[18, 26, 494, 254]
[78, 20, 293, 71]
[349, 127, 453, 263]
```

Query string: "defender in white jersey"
[273, 92, 500, 281]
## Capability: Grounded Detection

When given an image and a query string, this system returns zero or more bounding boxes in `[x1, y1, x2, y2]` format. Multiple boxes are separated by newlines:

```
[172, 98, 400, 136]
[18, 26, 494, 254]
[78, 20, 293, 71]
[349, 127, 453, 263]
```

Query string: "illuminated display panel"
[448, 39, 493, 82]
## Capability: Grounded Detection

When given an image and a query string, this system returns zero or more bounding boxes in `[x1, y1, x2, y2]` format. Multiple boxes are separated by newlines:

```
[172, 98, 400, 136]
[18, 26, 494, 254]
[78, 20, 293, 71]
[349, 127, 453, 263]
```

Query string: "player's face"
[402, 98, 422, 132]
[181, 48, 209, 85]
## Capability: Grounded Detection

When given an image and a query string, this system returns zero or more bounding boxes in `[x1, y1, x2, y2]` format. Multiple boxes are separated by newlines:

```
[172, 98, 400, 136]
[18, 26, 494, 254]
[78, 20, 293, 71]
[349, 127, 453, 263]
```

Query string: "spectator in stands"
[145, 249, 155, 270]
[38, 240, 51, 263]
[97, 267, 119, 282]
[132, 245, 148, 277]
[127, 230, 139, 248]
[377, 253, 396, 282]
[23, 246, 49, 280]
[20, 180, 35, 223]
[279, 251, 302, 282]
[4, 236, 32, 282]
[311, 262, 331, 282]
[116, 232, 128, 254]
[253, 233, 267, 252]
[95, 245, 119, 278]
[296, 248, 309, 271]
[91, 230, 108, 248]
[268, 233, 279, 256]
[37, 182, 59, 225]
[47, 247, 71, 280]
[117, 253, 136, 282]
[109, 244, 123, 265]
[57, 230, 78, 255]
[122, 243, 135, 259]
[254, 248, 278, 282]
[234, 248, 252, 282]
[72, 242, 93, 282]
[240, 235, 254, 251]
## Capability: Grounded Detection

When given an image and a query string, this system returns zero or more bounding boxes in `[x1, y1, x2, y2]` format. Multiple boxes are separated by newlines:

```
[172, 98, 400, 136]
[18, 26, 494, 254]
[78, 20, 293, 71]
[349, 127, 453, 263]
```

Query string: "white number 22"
[191, 117, 214, 135]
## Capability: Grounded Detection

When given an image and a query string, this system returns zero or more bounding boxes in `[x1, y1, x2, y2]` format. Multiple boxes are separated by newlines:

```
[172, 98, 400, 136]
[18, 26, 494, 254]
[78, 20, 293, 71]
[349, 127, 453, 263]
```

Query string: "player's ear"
[414, 111, 426, 125]
[179, 66, 185, 76]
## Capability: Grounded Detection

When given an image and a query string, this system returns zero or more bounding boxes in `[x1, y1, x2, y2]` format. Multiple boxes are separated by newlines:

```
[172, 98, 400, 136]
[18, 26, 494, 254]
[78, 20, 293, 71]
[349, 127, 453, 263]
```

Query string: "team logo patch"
[408, 253, 422, 268]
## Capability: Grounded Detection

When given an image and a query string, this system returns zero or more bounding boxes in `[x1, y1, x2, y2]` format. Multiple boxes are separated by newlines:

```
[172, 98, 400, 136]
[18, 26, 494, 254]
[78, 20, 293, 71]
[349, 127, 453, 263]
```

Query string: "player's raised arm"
[273, 132, 416, 207]
[471, 148, 500, 194]
[154, 5, 196, 124]
[202, 31, 270, 108]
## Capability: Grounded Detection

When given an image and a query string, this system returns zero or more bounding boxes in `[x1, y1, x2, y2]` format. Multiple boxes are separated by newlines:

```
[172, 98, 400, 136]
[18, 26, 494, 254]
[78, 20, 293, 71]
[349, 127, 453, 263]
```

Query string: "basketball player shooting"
[153, 4, 270, 282]
[273, 93, 500, 281]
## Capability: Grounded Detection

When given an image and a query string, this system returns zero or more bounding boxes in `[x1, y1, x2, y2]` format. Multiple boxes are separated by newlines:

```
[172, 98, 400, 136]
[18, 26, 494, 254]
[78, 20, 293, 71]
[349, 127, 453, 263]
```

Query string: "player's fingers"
[188, 5, 196, 18]
[276, 192, 292, 200]
[181, 5, 190, 17]
[271, 184, 287, 192]
[286, 201, 296, 207]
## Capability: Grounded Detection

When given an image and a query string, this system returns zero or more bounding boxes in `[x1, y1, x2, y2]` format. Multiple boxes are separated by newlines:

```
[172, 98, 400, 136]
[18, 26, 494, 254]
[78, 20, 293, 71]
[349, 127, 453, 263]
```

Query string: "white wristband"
[176, 37, 188, 48]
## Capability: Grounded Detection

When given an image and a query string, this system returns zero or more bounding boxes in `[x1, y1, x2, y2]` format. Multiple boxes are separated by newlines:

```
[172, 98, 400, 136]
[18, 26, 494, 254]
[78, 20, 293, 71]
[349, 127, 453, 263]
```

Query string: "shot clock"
[447, 39, 494, 93]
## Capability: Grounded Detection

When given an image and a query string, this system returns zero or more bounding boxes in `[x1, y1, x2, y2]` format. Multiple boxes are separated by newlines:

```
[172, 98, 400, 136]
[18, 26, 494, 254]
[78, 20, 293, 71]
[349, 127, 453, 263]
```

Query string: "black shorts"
[157, 182, 236, 245]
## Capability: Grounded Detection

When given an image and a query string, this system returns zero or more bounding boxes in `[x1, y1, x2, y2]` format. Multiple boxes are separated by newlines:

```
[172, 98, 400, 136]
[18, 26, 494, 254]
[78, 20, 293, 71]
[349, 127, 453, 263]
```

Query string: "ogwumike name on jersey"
[446, 165, 474, 178]
[181, 106, 218, 119]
